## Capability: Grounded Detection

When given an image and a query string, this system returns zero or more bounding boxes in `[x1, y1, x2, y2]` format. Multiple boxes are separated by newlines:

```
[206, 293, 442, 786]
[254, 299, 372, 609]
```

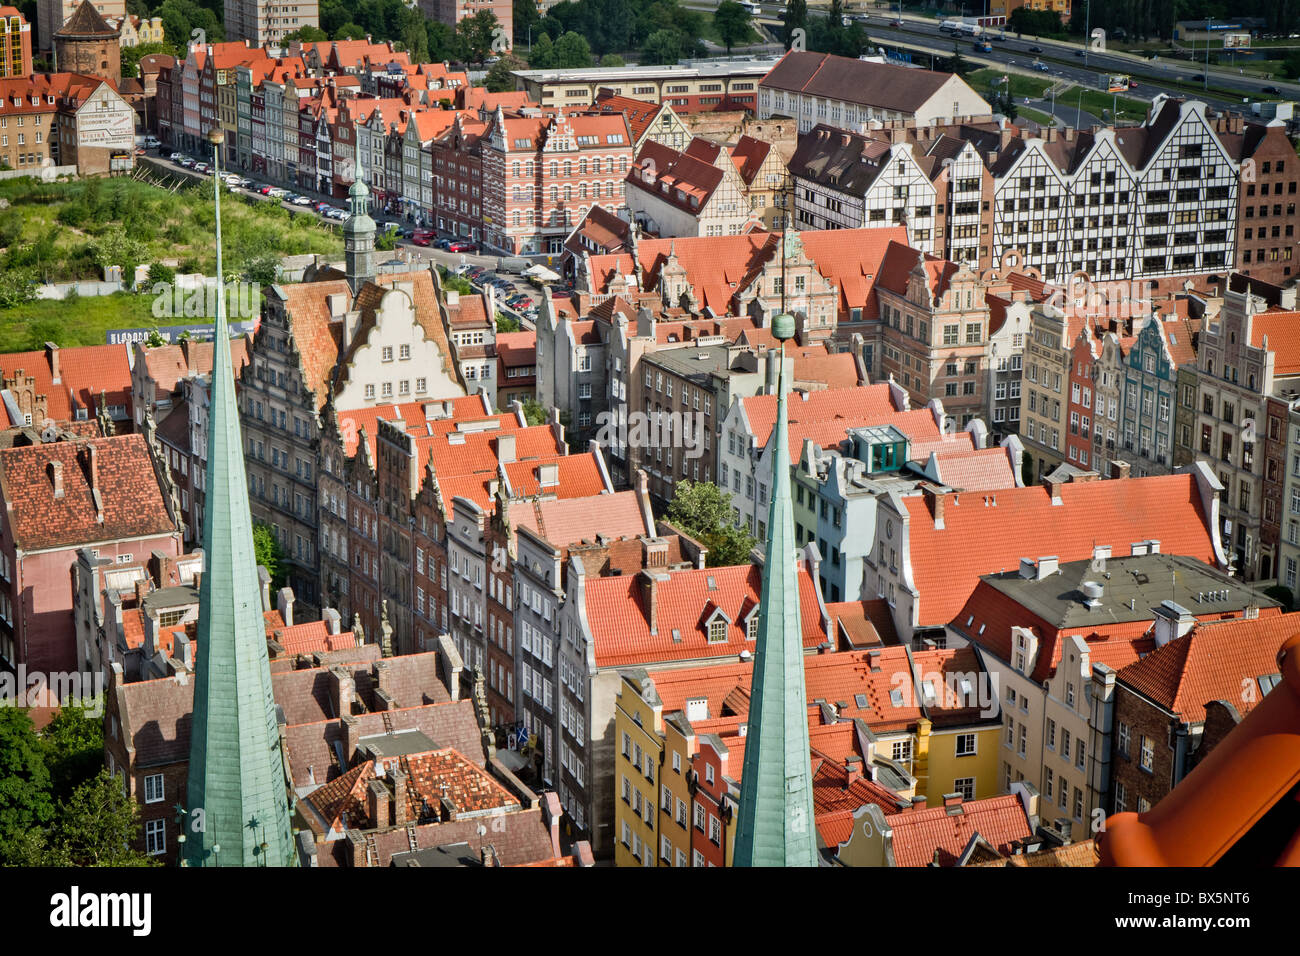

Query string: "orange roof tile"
[903, 474, 1220, 628]
[509, 489, 648, 547]
[742, 383, 903, 450]
[1250, 308, 1300, 376]
[887, 794, 1033, 866]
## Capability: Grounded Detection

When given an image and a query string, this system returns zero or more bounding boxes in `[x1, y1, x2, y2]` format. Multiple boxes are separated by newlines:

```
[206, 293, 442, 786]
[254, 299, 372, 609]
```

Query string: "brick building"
[0, 6, 33, 78]
[52, 0, 119, 84]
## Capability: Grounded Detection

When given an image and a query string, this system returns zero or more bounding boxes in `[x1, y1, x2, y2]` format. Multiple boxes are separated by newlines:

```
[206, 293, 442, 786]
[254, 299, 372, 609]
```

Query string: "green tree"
[42, 701, 104, 802]
[714, 1, 752, 55]
[145, 328, 167, 348]
[553, 31, 594, 67]
[240, 250, 280, 287]
[641, 28, 683, 65]
[455, 9, 501, 63]
[496, 311, 521, 332]
[485, 53, 526, 92]
[513, 0, 542, 46]
[89, 224, 147, 278]
[945, 41, 971, 79]
[0, 208, 24, 248]
[521, 396, 549, 426]
[600, 53, 625, 66]
[283, 25, 329, 43]
[252, 521, 287, 589]
[403, 20, 430, 63]
[0, 268, 37, 308]
[0, 709, 56, 858]
[528, 31, 556, 68]
[782, 0, 807, 48]
[427, 19, 456, 60]
[147, 262, 176, 288]
[666, 480, 758, 567]
[334, 22, 367, 39]
[44, 770, 157, 867]
[376, 223, 400, 251]
[120, 41, 175, 81]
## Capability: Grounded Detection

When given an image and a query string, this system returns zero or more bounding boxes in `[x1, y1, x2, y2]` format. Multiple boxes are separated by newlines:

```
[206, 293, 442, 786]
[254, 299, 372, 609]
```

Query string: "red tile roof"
[925, 446, 1018, 492]
[741, 383, 903, 450]
[903, 474, 1220, 628]
[1118, 611, 1300, 724]
[588, 561, 825, 668]
[274, 622, 358, 657]
[336, 395, 498, 458]
[0, 343, 132, 426]
[509, 489, 649, 547]
[1249, 309, 1300, 376]
[0, 434, 176, 552]
[887, 794, 1033, 867]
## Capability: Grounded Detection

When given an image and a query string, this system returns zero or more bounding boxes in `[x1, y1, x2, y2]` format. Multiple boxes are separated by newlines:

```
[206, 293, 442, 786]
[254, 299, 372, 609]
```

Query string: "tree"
[145, 328, 167, 348]
[641, 28, 683, 65]
[782, 0, 807, 49]
[283, 25, 329, 43]
[147, 262, 176, 289]
[121, 41, 175, 81]
[0, 709, 55, 858]
[240, 250, 280, 287]
[0, 269, 36, 308]
[403, 21, 430, 63]
[513, 0, 542, 46]
[944, 41, 971, 79]
[427, 19, 456, 61]
[496, 312, 521, 332]
[455, 9, 501, 64]
[553, 31, 594, 68]
[252, 521, 287, 589]
[714, 1, 752, 55]
[334, 22, 367, 40]
[42, 770, 156, 867]
[528, 31, 556, 68]
[485, 53, 526, 92]
[666, 480, 758, 567]
[521, 396, 549, 426]
[42, 701, 104, 803]
[600, 53, 625, 66]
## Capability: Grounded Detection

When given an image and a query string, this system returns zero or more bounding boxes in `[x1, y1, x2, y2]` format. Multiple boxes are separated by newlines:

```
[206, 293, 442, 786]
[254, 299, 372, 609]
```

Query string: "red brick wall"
[1110, 684, 1178, 813]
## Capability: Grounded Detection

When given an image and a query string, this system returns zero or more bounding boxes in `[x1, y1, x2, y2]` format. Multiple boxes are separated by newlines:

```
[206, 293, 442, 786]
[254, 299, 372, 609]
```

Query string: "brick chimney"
[391, 768, 409, 825]
[341, 714, 360, 766]
[496, 432, 516, 464]
[637, 569, 666, 635]
[922, 485, 945, 529]
[45, 341, 60, 384]
[641, 536, 667, 569]
[87, 443, 99, 491]
[844, 755, 862, 787]
[48, 460, 64, 499]
[367, 778, 389, 828]
[943, 792, 965, 811]
[1043, 473, 1064, 505]
[1110, 460, 1130, 480]
[329, 665, 355, 717]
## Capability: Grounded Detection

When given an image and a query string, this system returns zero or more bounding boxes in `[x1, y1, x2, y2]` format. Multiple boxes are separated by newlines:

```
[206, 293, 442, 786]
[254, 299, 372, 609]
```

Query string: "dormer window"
[708, 618, 727, 643]
[746, 613, 759, 641]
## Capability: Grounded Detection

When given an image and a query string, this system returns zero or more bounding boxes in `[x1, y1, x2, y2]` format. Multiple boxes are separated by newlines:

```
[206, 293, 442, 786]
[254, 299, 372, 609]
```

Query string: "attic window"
[706, 576, 717, 590]
[1259, 673, 1282, 695]
[708, 618, 727, 644]
[854, 693, 869, 710]
[746, 614, 759, 641]
[889, 688, 905, 708]
[921, 681, 937, 706]
[671, 628, 682, 643]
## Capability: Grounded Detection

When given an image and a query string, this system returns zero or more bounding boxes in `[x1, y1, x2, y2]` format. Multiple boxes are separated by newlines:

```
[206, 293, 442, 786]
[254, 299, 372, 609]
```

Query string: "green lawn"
[0, 292, 161, 351]
[1066, 86, 1149, 124]
[969, 68, 1054, 100]
[1017, 106, 1057, 126]
[0, 176, 342, 284]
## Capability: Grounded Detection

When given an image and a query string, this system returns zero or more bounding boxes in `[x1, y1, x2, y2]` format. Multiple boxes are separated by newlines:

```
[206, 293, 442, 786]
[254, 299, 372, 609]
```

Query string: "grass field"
[1017, 106, 1057, 126]
[0, 175, 342, 283]
[0, 292, 161, 351]
[1068, 87, 1150, 123]
[969, 68, 1054, 100]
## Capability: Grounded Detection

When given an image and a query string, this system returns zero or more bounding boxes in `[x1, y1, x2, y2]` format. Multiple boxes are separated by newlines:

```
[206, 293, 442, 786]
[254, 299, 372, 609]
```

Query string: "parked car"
[268, 187, 288, 198]
[411, 229, 436, 246]
[550, 288, 573, 299]
[169, 152, 183, 161]
[434, 237, 454, 250]
[315, 201, 331, 212]
[291, 195, 313, 206]
[179, 157, 196, 168]
[194, 163, 210, 174]
[447, 239, 478, 253]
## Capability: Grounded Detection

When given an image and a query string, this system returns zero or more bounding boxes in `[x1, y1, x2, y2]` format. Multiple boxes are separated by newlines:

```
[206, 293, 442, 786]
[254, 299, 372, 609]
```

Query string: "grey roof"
[760, 51, 963, 115]
[978, 553, 1275, 631]
[648, 344, 757, 385]
[788, 125, 892, 197]
[359, 728, 439, 758]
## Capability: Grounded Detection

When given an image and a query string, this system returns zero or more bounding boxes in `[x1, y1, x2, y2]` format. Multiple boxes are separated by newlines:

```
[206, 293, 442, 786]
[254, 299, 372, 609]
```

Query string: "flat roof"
[512, 57, 780, 84]
[359, 728, 438, 758]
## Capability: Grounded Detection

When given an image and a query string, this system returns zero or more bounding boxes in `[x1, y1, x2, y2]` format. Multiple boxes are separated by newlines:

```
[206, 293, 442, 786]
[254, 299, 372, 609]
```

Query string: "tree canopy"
[714, 1, 753, 55]
[666, 480, 758, 567]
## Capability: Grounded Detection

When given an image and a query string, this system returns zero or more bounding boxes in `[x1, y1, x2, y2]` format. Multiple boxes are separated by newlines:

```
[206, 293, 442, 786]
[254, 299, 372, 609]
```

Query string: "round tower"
[53, 0, 121, 84]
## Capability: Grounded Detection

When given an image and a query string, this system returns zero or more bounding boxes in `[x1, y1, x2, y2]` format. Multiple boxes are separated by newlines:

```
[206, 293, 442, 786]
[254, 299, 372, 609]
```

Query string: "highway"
[715, 5, 1300, 113]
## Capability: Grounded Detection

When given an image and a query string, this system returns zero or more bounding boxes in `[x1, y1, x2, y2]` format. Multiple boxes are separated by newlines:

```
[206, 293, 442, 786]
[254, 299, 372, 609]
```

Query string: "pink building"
[0, 432, 182, 676]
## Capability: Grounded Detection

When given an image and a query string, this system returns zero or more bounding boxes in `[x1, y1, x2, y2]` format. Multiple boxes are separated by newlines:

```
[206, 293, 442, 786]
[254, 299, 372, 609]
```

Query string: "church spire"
[733, 310, 818, 867]
[184, 127, 296, 868]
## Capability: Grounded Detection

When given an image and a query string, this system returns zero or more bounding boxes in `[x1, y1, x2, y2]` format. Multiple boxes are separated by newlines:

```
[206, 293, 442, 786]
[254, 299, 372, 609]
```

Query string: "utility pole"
[1205, 19, 1211, 92]
[1083, 0, 1089, 69]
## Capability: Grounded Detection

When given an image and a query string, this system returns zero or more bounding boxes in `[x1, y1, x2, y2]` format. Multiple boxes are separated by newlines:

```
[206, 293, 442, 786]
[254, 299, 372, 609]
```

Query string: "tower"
[52, 0, 120, 83]
[732, 309, 818, 867]
[344, 178, 376, 294]
[184, 127, 297, 868]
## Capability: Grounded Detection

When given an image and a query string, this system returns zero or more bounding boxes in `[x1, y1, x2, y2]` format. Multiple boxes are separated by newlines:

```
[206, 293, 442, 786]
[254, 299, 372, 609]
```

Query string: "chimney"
[537, 462, 559, 488]
[87, 443, 99, 492]
[329, 665, 355, 717]
[844, 755, 862, 787]
[1036, 556, 1058, 579]
[943, 792, 965, 811]
[1153, 600, 1195, 647]
[347, 829, 367, 867]
[641, 536, 668, 569]
[922, 485, 945, 529]
[258, 565, 272, 611]
[391, 768, 408, 825]
[322, 607, 342, 635]
[1043, 473, 1064, 505]
[496, 432, 516, 464]
[541, 790, 563, 859]
[366, 778, 390, 828]
[1110, 460, 1130, 480]
[175, 633, 194, 669]
[48, 460, 64, 499]
[277, 587, 294, 627]
[45, 342, 60, 384]
[910, 795, 927, 812]
[638, 569, 665, 635]
[341, 714, 360, 765]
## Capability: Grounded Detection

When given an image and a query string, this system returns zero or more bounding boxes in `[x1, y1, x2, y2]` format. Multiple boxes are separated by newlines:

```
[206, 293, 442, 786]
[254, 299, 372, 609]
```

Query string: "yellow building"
[613, 671, 665, 867]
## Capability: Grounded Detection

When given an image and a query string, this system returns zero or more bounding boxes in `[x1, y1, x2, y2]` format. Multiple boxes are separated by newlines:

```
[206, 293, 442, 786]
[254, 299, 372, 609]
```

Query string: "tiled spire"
[185, 128, 296, 868]
[733, 311, 818, 867]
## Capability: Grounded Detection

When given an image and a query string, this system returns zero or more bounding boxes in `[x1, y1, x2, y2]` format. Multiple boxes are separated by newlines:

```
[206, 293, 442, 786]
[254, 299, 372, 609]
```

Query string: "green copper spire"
[185, 128, 296, 868]
[733, 313, 818, 867]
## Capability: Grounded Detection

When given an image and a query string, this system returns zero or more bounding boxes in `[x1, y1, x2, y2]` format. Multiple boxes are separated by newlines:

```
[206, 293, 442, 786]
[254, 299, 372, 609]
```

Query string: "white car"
[291, 195, 313, 206]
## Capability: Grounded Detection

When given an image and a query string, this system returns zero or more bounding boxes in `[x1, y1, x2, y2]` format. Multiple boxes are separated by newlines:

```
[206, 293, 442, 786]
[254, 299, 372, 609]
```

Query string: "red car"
[447, 239, 478, 253]
[411, 229, 435, 246]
